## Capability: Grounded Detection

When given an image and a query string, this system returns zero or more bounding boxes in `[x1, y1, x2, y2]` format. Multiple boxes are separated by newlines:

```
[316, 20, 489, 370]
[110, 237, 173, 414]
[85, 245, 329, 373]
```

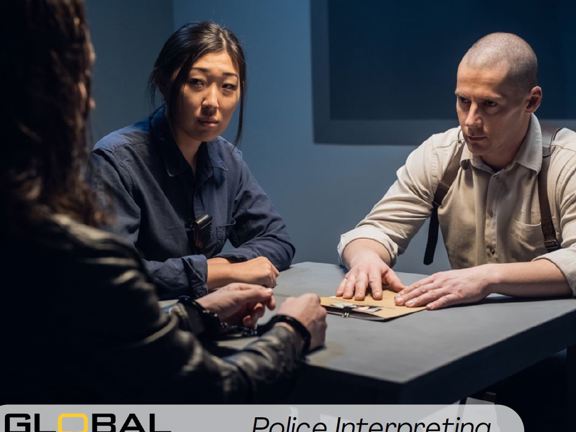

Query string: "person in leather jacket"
[0, 0, 326, 403]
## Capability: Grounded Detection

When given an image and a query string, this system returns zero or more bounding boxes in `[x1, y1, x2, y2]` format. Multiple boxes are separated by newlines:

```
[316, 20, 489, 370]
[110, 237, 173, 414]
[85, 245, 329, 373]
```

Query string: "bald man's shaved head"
[460, 33, 538, 92]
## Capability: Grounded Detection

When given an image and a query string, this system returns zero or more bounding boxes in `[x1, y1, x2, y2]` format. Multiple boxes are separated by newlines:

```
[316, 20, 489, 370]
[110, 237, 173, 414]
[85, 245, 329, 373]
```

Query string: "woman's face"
[173, 51, 241, 145]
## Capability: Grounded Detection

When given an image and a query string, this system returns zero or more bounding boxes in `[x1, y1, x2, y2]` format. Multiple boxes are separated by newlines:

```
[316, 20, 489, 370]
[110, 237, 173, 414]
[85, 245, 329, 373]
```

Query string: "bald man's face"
[455, 62, 540, 169]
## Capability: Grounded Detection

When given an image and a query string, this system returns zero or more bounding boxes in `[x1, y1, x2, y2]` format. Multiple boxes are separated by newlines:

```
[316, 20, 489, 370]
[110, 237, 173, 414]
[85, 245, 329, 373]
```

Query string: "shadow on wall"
[86, 0, 174, 141]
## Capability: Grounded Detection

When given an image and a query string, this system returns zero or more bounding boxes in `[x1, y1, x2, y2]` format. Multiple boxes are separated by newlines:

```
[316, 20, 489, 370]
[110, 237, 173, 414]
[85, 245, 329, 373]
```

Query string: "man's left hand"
[394, 266, 492, 310]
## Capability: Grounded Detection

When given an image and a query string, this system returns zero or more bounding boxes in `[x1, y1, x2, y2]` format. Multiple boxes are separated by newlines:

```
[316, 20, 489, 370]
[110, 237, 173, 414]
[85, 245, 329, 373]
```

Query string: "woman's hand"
[207, 256, 280, 289]
[229, 257, 279, 287]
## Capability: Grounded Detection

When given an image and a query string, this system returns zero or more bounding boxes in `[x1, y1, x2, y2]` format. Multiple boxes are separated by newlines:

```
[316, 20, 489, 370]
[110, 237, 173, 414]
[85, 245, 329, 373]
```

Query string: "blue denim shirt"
[90, 107, 295, 299]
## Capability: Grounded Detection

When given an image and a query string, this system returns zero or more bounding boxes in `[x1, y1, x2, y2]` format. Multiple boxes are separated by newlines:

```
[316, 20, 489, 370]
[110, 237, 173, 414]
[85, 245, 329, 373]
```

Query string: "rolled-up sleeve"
[338, 135, 443, 265]
[534, 140, 576, 295]
[145, 255, 208, 299]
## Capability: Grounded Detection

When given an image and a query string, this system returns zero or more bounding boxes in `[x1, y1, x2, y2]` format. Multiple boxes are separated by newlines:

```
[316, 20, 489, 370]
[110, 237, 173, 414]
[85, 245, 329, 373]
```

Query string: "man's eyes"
[457, 96, 498, 109]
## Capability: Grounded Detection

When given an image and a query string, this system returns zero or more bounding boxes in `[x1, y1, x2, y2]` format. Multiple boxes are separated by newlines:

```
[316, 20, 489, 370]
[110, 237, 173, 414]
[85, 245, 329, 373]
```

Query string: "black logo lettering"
[93, 414, 115, 432]
[6, 414, 31, 432]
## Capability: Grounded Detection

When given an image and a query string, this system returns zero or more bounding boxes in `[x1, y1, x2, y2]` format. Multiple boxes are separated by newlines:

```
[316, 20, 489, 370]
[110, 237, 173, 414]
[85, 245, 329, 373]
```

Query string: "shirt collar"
[459, 114, 542, 173]
[150, 105, 227, 184]
[514, 114, 542, 173]
[197, 143, 228, 186]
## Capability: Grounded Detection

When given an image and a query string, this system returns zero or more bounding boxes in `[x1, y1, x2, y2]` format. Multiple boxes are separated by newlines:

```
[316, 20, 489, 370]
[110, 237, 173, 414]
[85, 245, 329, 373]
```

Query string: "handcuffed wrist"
[177, 295, 227, 339]
[258, 314, 311, 354]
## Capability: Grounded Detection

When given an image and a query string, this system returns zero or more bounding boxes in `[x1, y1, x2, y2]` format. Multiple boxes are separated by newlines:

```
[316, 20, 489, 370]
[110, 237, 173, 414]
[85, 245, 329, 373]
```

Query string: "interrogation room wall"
[86, 0, 174, 140]
[94, 0, 576, 274]
[171, 0, 451, 274]
[87, 0, 576, 275]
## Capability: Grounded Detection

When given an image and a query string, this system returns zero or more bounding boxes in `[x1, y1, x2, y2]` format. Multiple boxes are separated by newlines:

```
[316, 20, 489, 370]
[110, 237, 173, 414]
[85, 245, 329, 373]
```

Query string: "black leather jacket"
[1, 215, 303, 403]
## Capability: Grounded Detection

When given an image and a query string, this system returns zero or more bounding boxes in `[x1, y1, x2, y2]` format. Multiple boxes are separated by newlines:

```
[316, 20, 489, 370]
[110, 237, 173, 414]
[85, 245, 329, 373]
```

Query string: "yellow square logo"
[57, 414, 89, 432]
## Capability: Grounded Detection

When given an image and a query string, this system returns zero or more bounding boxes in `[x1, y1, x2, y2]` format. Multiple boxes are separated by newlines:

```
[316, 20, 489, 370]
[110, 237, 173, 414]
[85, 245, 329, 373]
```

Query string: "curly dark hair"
[0, 0, 105, 227]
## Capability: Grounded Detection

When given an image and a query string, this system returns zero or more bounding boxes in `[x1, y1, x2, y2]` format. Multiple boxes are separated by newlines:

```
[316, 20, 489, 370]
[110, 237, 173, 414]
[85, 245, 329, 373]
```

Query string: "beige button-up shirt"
[338, 115, 576, 294]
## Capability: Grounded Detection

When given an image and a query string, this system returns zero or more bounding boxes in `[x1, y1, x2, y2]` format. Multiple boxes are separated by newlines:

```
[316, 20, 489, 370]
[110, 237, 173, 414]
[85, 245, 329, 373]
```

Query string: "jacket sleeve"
[89, 149, 208, 298]
[217, 155, 295, 270]
[83, 234, 304, 402]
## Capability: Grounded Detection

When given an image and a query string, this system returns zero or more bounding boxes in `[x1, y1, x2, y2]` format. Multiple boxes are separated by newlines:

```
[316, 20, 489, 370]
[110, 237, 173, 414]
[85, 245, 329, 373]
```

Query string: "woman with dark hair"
[0, 0, 326, 403]
[90, 22, 294, 299]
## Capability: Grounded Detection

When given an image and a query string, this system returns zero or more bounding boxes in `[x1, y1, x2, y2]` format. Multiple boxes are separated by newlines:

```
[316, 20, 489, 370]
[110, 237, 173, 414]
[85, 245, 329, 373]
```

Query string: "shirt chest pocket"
[507, 221, 549, 261]
[195, 221, 235, 256]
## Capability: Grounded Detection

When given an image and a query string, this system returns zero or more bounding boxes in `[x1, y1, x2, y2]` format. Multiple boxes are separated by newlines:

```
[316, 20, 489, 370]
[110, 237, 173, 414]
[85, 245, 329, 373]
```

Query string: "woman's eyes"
[188, 78, 205, 89]
[188, 79, 237, 93]
[222, 83, 238, 92]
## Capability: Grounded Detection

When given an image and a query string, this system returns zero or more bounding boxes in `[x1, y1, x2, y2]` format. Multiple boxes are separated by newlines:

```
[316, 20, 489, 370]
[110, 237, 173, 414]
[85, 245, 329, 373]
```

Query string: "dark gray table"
[245, 261, 576, 403]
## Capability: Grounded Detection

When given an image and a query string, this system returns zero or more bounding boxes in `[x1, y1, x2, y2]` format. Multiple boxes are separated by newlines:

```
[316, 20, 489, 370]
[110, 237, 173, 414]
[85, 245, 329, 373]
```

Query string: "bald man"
[337, 33, 576, 309]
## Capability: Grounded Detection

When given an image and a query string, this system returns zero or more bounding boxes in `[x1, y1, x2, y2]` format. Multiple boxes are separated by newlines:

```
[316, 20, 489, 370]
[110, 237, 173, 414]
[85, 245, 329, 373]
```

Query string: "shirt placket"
[191, 173, 213, 253]
[484, 173, 500, 261]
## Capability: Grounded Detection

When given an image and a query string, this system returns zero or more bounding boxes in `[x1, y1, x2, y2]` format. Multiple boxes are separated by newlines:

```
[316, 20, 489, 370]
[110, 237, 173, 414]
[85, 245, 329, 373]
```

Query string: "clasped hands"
[337, 252, 491, 310]
[196, 283, 276, 328]
[196, 283, 327, 350]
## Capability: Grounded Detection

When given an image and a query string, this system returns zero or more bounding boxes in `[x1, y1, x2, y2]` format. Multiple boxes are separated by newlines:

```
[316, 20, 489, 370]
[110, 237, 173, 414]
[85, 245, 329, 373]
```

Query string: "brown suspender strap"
[423, 141, 465, 265]
[423, 125, 561, 265]
[539, 125, 561, 252]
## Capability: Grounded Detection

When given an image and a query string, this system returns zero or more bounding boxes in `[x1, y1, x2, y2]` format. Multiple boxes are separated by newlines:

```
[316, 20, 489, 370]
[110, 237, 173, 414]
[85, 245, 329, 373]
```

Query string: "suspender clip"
[544, 239, 561, 252]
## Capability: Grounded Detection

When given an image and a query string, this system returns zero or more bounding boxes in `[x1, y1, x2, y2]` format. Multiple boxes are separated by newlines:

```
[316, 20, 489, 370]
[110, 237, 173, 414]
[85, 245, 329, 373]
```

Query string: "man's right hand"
[207, 256, 279, 289]
[336, 249, 405, 300]
[277, 294, 327, 351]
